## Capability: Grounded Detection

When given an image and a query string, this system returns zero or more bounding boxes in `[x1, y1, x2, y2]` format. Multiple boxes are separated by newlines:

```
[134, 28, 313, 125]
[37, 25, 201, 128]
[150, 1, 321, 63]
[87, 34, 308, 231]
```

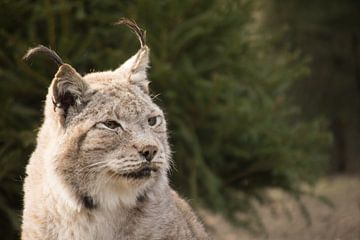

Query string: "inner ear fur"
[52, 64, 88, 119]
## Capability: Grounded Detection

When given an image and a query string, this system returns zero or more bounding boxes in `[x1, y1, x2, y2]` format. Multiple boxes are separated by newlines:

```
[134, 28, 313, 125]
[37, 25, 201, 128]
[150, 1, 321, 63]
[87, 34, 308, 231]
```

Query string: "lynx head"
[24, 19, 171, 210]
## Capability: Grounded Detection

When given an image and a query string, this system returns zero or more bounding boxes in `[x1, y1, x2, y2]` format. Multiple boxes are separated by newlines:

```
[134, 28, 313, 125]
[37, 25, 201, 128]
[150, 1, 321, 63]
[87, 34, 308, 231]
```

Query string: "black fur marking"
[82, 196, 97, 209]
[136, 192, 148, 204]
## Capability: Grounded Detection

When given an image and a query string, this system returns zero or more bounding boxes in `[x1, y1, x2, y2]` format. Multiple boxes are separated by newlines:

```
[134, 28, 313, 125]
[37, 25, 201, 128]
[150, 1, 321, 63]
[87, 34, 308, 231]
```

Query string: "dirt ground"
[202, 175, 360, 240]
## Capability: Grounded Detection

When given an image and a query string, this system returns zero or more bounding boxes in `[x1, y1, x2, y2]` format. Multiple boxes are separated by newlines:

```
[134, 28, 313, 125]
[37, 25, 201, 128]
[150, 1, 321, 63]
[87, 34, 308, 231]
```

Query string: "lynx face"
[79, 81, 169, 182]
[53, 74, 171, 209]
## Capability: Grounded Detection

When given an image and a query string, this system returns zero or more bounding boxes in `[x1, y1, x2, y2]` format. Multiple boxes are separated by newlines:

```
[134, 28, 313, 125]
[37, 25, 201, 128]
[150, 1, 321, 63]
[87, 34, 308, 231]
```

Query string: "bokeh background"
[0, 0, 359, 239]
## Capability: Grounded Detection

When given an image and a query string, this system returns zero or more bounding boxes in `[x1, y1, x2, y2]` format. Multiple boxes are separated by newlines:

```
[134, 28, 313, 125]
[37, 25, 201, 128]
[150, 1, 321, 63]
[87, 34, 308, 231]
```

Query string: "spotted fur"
[21, 19, 209, 240]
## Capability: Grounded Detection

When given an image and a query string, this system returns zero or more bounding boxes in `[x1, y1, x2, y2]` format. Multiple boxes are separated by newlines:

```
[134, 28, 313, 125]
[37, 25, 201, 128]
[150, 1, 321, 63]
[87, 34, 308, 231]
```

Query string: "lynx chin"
[21, 18, 209, 240]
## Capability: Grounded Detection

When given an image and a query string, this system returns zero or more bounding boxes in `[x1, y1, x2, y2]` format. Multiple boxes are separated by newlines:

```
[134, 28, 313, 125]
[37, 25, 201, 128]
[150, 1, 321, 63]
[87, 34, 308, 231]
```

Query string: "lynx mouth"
[119, 167, 158, 179]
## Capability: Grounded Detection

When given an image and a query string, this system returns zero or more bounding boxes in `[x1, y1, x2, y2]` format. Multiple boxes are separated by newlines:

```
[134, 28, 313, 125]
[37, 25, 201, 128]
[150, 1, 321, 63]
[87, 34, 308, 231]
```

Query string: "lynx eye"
[148, 116, 161, 127]
[97, 120, 122, 131]
[104, 120, 121, 129]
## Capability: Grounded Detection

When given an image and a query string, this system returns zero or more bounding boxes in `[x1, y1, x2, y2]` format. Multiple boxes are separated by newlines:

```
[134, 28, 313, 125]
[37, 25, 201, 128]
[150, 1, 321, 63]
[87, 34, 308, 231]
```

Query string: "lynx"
[21, 19, 209, 240]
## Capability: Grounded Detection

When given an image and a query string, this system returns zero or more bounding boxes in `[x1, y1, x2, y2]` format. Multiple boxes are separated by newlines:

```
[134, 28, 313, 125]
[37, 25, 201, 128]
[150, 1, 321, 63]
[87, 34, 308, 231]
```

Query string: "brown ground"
[202, 175, 360, 240]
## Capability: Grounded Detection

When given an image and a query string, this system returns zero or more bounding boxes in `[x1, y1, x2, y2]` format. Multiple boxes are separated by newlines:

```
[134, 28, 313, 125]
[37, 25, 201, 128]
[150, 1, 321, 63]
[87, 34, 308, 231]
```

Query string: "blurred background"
[0, 0, 359, 239]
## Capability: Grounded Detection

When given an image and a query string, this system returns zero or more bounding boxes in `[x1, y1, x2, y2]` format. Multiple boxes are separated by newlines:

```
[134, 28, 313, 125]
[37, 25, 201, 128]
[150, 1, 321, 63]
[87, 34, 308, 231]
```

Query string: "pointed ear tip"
[59, 63, 71, 68]
[59, 63, 79, 71]
[55, 63, 80, 78]
[56, 63, 71, 72]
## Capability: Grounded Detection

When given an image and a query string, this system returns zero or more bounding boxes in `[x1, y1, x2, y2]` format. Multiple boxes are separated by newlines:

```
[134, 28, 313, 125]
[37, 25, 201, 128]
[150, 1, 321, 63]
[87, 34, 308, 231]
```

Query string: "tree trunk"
[329, 117, 348, 172]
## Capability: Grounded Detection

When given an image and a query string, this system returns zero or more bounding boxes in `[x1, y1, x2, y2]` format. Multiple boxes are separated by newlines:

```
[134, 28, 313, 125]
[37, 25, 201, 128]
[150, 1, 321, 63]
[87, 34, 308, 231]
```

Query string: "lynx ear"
[52, 64, 88, 118]
[116, 47, 150, 93]
[115, 18, 150, 94]
[23, 45, 88, 122]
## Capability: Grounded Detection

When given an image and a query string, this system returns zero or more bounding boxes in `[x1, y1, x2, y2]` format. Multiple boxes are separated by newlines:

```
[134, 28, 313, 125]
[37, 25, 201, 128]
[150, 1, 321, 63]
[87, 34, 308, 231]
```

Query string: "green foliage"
[264, 0, 360, 172]
[265, 0, 360, 118]
[0, 0, 331, 237]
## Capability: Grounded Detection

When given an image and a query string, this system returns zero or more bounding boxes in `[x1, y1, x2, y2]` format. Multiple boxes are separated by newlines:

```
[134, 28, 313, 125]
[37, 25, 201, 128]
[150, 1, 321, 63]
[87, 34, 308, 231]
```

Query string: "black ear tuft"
[115, 18, 146, 48]
[114, 18, 150, 94]
[23, 45, 64, 67]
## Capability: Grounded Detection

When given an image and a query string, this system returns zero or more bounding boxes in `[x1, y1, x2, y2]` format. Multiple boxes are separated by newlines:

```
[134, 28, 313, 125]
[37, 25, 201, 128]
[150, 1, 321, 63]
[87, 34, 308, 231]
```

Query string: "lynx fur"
[21, 19, 209, 240]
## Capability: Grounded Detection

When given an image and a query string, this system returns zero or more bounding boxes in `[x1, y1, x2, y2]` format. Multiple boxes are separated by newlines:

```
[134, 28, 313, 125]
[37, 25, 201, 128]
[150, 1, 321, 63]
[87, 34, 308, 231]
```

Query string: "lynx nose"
[139, 145, 158, 162]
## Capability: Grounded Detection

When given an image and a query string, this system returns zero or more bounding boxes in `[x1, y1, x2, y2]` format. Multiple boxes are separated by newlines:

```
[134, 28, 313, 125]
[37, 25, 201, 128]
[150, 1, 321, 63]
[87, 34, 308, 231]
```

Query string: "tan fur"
[21, 20, 209, 240]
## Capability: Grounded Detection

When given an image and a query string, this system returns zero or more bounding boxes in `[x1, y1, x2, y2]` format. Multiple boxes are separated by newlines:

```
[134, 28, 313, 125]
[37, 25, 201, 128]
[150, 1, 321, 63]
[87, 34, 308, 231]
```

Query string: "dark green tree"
[264, 0, 360, 173]
[0, 0, 330, 238]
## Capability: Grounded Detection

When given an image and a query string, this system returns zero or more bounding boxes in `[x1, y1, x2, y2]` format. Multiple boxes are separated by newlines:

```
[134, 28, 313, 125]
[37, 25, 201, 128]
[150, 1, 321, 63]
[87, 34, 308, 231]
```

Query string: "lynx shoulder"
[21, 19, 209, 240]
